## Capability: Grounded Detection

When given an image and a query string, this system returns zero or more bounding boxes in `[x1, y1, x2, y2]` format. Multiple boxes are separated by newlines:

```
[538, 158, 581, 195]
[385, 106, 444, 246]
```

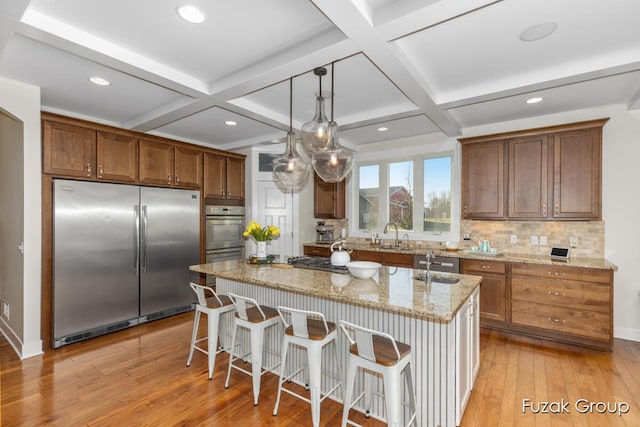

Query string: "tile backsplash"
[460, 220, 604, 258]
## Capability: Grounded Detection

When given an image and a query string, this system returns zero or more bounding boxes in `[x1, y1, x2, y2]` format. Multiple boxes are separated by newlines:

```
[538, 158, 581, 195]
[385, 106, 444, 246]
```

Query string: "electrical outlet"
[570, 236, 579, 247]
[540, 235, 548, 245]
[463, 233, 471, 241]
[510, 235, 518, 244]
[531, 235, 539, 245]
[2, 301, 9, 321]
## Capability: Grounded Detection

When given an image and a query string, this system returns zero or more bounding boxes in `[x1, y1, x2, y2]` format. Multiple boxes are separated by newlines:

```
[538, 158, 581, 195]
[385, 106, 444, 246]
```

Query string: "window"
[353, 151, 457, 241]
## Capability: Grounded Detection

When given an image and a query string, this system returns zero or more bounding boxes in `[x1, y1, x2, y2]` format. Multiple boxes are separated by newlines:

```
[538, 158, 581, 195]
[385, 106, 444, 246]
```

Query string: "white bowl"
[346, 261, 382, 279]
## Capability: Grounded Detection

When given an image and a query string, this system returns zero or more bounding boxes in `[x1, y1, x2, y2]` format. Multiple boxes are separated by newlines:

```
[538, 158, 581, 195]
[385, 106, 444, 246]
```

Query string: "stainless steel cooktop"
[287, 256, 349, 274]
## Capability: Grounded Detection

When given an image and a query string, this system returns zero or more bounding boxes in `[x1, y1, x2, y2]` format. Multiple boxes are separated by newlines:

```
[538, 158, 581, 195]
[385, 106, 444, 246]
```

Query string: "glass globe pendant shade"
[311, 121, 353, 183]
[300, 96, 330, 155]
[272, 131, 311, 193]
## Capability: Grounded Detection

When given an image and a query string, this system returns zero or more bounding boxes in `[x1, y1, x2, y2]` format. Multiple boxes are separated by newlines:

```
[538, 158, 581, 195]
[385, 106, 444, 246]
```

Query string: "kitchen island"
[190, 260, 481, 427]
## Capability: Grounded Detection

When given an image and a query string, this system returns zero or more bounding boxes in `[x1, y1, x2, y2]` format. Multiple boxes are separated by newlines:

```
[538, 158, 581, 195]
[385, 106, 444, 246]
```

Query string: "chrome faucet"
[401, 233, 410, 248]
[423, 250, 442, 283]
[383, 222, 399, 248]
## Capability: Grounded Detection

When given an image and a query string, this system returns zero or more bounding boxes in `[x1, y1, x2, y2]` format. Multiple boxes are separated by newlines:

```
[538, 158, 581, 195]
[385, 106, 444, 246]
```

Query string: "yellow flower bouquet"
[243, 221, 280, 242]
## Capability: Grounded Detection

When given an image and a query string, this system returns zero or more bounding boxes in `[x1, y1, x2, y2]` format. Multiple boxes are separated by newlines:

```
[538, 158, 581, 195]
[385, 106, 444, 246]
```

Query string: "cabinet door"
[96, 132, 137, 182]
[226, 156, 245, 201]
[352, 250, 383, 263]
[203, 153, 226, 199]
[303, 246, 331, 257]
[139, 139, 174, 186]
[174, 146, 203, 189]
[383, 252, 413, 267]
[455, 296, 473, 426]
[508, 135, 550, 218]
[470, 287, 480, 382]
[461, 140, 506, 219]
[552, 128, 602, 219]
[313, 173, 345, 219]
[478, 274, 507, 322]
[43, 121, 95, 177]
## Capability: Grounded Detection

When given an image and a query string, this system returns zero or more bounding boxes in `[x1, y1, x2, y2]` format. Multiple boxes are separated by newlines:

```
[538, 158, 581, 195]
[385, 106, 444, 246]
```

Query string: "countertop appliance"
[316, 221, 334, 244]
[288, 256, 349, 274]
[53, 179, 200, 348]
[205, 205, 245, 284]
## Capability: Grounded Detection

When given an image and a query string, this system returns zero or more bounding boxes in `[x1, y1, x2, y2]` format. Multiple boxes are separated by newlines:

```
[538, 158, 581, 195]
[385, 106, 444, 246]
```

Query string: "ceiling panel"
[393, 0, 640, 104]
[341, 114, 440, 146]
[448, 71, 640, 127]
[154, 106, 283, 148]
[26, 0, 335, 83]
[0, 34, 190, 124]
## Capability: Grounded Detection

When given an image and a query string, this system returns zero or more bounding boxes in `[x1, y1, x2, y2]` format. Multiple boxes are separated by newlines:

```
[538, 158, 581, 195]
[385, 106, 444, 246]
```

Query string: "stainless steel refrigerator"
[53, 179, 200, 348]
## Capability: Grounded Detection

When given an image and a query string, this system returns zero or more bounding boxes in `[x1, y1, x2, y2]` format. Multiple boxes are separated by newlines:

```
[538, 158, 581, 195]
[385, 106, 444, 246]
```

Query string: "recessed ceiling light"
[225, 120, 237, 126]
[89, 77, 111, 86]
[177, 5, 205, 23]
[526, 97, 543, 104]
[377, 127, 389, 132]
[519, 22, 557, 42]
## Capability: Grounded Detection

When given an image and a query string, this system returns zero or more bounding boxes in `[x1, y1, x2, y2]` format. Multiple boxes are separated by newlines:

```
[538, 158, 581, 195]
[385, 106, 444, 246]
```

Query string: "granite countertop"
[303, 242, 618, 271]
[190, 260, 481, 323]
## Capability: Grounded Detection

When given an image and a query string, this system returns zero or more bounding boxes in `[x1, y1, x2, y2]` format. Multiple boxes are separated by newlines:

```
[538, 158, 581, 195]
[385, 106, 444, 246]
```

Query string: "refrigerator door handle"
[142, 205, 148, 273]
[134, 205, 140, 275]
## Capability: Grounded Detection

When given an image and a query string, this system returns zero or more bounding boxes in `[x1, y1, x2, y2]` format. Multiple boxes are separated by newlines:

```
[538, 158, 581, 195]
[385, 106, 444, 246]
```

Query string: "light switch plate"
[531, 235, 539, 245]
[510, 235, 517, 244]
[540, 235, 548, 245]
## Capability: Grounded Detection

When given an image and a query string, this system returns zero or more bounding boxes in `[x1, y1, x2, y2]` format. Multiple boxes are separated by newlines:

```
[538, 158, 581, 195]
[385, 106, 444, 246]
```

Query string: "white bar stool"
[272, 307, 342, 427]
[224, 292, 281, 405]
[339, 320, 417, 427]
[186, 282, 235, 379]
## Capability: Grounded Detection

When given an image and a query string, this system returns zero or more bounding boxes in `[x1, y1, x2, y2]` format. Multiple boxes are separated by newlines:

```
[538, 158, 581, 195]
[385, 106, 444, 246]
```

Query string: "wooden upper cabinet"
[461, 119, 607, 221]
[552, 128, 602, 219]
[174, 146, 203, 189]
[226, 156, 245, 201]
[203, 153, 245, 202]
[461, 140, 506, 219]
[314, 172, 345, 219]
[43, 120, 95, 178]
[96, 131, 137, 182]
[508, 135, 549, 219]
[139, 139, 175, 186]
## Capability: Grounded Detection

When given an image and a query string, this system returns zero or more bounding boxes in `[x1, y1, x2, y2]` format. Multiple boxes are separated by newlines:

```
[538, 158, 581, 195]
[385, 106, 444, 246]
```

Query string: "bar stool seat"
[272, 307, 342, 427]
[186, 283, 236, 379]
[340, 320, 417, 427]
[224, 293, 281, 405]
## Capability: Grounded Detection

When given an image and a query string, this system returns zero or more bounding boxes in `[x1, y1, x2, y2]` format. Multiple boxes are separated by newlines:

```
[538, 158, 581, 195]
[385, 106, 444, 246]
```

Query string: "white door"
[257, 180, 293, 257]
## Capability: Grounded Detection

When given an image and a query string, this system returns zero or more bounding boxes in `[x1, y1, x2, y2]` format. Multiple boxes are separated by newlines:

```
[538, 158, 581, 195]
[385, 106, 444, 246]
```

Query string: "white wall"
[0, 76, 43, 358]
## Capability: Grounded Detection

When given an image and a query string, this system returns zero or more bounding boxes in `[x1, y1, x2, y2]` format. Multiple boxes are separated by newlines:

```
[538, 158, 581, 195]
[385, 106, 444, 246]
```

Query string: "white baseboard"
[0, 317, 43, 359]
[614, 326, 640, 343]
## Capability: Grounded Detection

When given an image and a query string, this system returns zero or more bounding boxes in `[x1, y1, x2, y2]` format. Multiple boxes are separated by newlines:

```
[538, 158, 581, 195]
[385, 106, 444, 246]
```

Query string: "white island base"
[216, 277, 479, 427]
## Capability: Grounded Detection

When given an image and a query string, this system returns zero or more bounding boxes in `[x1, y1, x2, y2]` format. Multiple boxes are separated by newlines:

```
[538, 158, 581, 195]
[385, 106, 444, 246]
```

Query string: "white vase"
[256, 241, 267, 259]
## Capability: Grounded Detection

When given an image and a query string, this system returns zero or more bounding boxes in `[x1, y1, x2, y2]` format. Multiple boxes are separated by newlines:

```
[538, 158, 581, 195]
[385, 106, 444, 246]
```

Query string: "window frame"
[349, 139, 460, 243]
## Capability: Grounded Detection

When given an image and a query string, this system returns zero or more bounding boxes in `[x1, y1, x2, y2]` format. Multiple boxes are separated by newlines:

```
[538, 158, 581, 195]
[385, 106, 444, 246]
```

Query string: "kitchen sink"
[413, 274, 460, 285]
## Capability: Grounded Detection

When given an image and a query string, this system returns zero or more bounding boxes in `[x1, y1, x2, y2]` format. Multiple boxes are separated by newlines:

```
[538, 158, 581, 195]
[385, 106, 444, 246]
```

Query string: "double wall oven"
[205, 205, 245, 283]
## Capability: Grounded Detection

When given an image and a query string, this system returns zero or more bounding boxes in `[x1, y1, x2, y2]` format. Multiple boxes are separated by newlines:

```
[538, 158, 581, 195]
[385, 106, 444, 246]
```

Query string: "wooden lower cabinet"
[510, 263, 612, 349]
[461, 259, 508, 324]
[303, 246, 331, 257]
[352, 249, 413, 267]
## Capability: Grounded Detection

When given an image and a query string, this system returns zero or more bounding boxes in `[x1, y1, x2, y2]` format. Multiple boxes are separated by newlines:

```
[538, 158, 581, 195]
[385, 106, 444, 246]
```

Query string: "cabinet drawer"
[353, 250, 384, 263]
[512, 276, 610, 313]
[303, 246, 331, 257]
[511, 301, 610, 341]
[511, 263, 610, 284]
[462, 259, 506, 274]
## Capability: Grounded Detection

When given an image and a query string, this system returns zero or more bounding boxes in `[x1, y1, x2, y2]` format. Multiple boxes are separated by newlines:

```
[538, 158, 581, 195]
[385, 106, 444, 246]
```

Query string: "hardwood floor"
[1, 314, 639, 426]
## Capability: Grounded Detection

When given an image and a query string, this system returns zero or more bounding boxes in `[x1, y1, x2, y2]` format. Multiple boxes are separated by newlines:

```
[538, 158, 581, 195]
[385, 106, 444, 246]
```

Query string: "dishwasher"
[413, 253, 460, 273]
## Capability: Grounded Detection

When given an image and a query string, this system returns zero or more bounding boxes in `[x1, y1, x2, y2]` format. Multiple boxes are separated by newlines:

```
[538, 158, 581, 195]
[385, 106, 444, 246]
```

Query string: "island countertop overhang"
[190, 260, 481, 323]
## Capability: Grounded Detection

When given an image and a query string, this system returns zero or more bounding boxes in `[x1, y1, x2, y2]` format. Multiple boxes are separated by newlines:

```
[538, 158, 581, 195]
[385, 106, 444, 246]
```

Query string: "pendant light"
[312, 62, 354, 183]
[300, 67, 330, 155]
[272, 78, 311, 193]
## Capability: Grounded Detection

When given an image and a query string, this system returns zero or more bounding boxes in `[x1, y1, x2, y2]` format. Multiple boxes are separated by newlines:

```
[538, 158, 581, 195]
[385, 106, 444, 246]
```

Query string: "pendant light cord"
[289, 77, 293, 132]
[331, 62, 335, 121]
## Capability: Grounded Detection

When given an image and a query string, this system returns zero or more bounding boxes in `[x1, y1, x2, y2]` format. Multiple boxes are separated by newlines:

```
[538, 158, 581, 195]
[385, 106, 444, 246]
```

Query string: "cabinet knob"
[175, 174, 180, 184]
[98, 164, 104, 178]
[554, 203, 559, 217]
[542, 203, 547, 216]
[547, 271, 565, 276]
[86, 163, 91, 177]
[463, 205, 468, 218]
[481, 265, 491, 269]
[167, 174, 172, 184]
[548, 317, 565, 324]
[222, 189, 226, 197]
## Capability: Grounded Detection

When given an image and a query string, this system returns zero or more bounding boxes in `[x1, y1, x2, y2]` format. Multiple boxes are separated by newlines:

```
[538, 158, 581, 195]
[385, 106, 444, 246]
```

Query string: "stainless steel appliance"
[53, 179, 200, 348]
[413, 253, 460, 273]
[205, 205, 245, 284]
[316, 221, 334, 244]
[288, 256, 349, 274]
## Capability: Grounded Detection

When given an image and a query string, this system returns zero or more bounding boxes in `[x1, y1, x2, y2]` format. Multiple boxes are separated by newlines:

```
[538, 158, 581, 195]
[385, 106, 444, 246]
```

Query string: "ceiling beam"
[310, 0, 461, 137]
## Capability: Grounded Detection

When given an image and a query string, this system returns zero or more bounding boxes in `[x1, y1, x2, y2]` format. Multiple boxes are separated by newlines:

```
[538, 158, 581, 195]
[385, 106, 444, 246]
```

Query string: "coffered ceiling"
[1, 0, 639, 151]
